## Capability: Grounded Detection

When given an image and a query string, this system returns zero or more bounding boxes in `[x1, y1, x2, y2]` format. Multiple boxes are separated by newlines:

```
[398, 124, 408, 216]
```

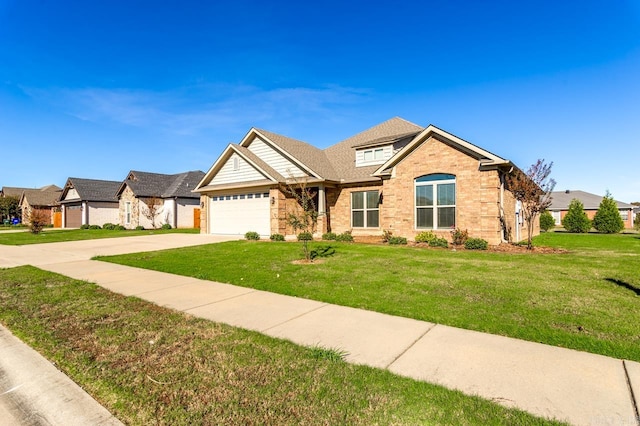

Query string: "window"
[552, 210, 561, 225]
[351, 190, 380, 228]
[620, 210, 629, 221]
[415, 174, 455, 229]
[233, 157, 239, 171]
[125, 202, 131, 225]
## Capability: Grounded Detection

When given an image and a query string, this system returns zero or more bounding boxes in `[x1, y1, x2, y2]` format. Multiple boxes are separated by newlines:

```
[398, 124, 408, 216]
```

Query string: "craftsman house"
[195, 117, 531, 245]
[58, 177, 121, 228]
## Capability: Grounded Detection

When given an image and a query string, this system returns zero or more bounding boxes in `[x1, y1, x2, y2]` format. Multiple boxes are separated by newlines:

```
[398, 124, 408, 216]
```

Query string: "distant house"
[17, 185, 63, 226]
[58, 178, 121, 228]
[195, 117, 532, 245]
[548, 190, 635, 229]
[115, 170, 204, 229]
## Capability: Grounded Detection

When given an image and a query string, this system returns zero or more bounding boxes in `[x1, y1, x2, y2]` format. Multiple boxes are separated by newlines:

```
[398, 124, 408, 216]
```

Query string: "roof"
[118, 170, 205, 199]
[549, 190, 634, 210]
[59, 178, 121, 203]
[2, 185, 61, 198]
[20, 188, 62, 207]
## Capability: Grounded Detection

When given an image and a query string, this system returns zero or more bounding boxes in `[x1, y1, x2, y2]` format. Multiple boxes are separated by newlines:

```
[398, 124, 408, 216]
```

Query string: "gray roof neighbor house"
[117, 170, 204, 199]
[549, 190, 634, 211]
[59, 178, 121, 203]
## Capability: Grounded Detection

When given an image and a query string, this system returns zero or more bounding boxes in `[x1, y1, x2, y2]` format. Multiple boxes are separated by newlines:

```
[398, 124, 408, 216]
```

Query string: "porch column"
[316, 185, 327, 234]
[61, 205, 66, 228]
[82, 201, 88, 225]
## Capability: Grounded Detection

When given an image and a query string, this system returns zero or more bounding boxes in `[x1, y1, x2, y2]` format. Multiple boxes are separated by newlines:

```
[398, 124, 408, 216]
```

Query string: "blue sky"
[1, 0, 639, 202]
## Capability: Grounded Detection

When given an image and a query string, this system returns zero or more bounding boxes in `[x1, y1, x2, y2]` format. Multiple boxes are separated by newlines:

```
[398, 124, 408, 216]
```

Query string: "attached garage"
[65, 204, 83, 228]
[209, 189, 271, 236]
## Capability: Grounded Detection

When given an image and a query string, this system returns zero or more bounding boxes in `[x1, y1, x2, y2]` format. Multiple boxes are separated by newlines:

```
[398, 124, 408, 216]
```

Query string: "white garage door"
[210, 190, 271, 236]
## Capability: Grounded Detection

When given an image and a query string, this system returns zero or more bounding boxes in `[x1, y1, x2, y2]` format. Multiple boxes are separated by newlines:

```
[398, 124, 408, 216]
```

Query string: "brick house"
[17, 185, 62, 226]
[548, 190, 635, 229]
[195, 117, 532, 245]
[115, 170, 204, 229]
[58, 178, 121, 228]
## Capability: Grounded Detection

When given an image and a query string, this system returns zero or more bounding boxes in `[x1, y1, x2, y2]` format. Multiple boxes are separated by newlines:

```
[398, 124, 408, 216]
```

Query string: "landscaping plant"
[562, 199, 591, 233]
[592, 192, 625, 234]
[539, 211, 555, 232]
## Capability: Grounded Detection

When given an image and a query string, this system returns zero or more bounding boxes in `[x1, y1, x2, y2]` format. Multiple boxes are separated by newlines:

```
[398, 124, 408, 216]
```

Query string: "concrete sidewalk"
[1, 234, 639, 425]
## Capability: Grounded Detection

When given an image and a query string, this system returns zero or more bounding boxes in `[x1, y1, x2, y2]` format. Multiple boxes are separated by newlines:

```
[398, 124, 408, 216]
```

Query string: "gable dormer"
[355, 144, 393, 167]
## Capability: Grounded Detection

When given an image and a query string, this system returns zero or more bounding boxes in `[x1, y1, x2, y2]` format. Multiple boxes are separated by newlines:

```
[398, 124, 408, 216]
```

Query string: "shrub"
[388, 236, 407, 245]
[115, 225, 126, 231]
[592, 192, 625, 234]
[415, 231, 437, 244]
[322, 232, 337, 241]
[135, 225, 145, 231]
[539, 211, 555, 232]
[429, 237, 449, 248]
[562, 199, 591, 233]
[27, 209, 49, 234]
[297, 232, 313, 241]
[382, 229, 393, 243]
[465, 238, 488, 250]
[161, 223, 172, 230]
[245, 231, 260, 240]
[89, 225, 101, 230]
[270, 233, 285, 241]
[635, 213, 640, 231]
[80, 224, 91, 230]
[103, 223, 116, 230]
[450, 228, 468, 246]
[335, 231, 354, 242]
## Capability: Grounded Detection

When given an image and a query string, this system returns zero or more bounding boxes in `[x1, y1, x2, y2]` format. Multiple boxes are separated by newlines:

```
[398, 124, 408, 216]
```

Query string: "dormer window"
[356, 145, 391, 167]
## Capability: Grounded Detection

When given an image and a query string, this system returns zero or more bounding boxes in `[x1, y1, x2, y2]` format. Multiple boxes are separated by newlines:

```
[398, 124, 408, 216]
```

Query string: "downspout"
[173, 198, 178, 229]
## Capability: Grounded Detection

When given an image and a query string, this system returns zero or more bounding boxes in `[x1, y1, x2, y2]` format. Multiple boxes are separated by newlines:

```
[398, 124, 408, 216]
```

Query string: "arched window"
[415, 174, 456, 229]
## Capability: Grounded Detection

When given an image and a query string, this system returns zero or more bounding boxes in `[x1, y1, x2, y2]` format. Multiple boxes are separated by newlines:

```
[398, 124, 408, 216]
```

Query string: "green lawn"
[0, 266, 561, 425]
[98, 232, 640, 362]
[0, 227, 199, 245]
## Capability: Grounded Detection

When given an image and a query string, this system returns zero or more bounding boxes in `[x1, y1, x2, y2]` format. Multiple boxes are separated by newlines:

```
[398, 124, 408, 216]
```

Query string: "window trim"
[414, 174, 456, 230]
[351, 190, 380, 228]
[125, 201, 132, 225]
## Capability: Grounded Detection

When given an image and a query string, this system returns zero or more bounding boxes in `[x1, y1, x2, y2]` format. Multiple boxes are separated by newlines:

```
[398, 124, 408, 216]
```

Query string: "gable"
[210, 152, 271, 185]
[62, 188, 80, 201]
[246, 137, 308, 178]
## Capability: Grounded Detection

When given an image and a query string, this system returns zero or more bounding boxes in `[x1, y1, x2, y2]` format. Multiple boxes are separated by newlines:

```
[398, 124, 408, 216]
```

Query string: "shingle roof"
[324, 117, 424, 180]
[61, 178, 121, 202]
[2, 185, 61, 198]
[549, 190, 634, 210]
[121, 170, 204, 199]
[21, 188, 62, 207]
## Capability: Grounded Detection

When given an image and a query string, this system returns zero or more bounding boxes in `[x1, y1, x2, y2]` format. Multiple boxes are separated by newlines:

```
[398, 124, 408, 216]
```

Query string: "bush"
[592, 193, 625, 234]
[429, 237, 449, 248]
[539, 211, 555, 232]
[102, 223, 116, 230]
[115, 225, 126, 231]
[135, 225, 145, 231]
[562, 199, 591, 233]
[450, 228, 468, 246]
[322, 232, 337, 241]
[335, 231, 354, 242]
[270, 233, 285, 241]
[245, 231, 260, 240]
[28, 209, 49, 234]
[297, 232, 313, 241]
[635, 213, 640, 231]
[415, 231, 437, 244]
[161, 223, 172, 230]
[382, 229, 393, 243]
[465, 238, 488, 250]
[388, 236, 407, 245]
[80, 224, 91, 230]
[89, 225, 101, 230]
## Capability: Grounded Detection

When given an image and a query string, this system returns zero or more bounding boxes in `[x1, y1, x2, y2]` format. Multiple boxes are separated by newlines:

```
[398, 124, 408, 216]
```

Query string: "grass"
[0, 227, 199, 245]
[98, 232, 640, 362]
[0, 266, 562, 425]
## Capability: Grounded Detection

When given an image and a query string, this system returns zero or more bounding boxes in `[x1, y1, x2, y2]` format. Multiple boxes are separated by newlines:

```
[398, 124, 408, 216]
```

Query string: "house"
[195, 117, 531, 245]
[116, 170, 205, 229]
[548, 190, 635, 229]
[58, 178, 121, 228]
[17, 185, 63, 226]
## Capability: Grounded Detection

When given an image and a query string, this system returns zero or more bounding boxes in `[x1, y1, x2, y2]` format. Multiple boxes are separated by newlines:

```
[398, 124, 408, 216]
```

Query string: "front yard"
[98, 232, 640, 362]
[0, 227, 199, 245]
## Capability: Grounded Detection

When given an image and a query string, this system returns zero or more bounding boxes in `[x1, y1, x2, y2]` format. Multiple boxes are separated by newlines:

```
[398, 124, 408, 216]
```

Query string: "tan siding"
[211, 153, 267, 185]
[247, 137, 307, 178]
[62, 188, 79, 201]
[87, 202, 119, 226]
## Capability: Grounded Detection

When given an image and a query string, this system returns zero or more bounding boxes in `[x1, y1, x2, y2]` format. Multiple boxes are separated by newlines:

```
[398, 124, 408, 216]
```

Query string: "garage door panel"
[210, 192, 270, 236]
[65, 205, 82, 228]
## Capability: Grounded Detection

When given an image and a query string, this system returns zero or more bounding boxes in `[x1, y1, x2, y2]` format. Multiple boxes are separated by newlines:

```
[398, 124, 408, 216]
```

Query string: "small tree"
[142, 196, 163, 229]
[280, 178, 318, 262]
[0, 196, 20, 223]
[592, 192, 625, 234]
[539, 211, 555, 232]
[634, 212, 640, 232]
[27, 208, 49, 234]
[506, 159, 556, 249]
[562, 199, 591, 233]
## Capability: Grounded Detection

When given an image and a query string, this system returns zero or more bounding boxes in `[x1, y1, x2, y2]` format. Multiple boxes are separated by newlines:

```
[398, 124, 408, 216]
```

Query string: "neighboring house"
[116, 170, 205, 229]
[58, 178, 121, 228]
[17, 185, 63, 226]
[548, 190, 635, 229]
[195, 117, 531, 245]
[1, 186, 29, 223]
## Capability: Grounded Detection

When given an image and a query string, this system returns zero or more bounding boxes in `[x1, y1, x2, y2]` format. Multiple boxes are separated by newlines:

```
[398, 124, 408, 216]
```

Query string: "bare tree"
[142, 196, 163, 229]
[506, 159, 556, 249]
[279, 178, 318, 261]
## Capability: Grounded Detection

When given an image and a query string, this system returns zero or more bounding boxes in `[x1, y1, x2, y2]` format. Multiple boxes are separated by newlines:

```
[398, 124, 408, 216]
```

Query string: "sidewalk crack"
[262, 303, 329, 332]
[385, 323, 437, 369]
[623, 360, 640, 426]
